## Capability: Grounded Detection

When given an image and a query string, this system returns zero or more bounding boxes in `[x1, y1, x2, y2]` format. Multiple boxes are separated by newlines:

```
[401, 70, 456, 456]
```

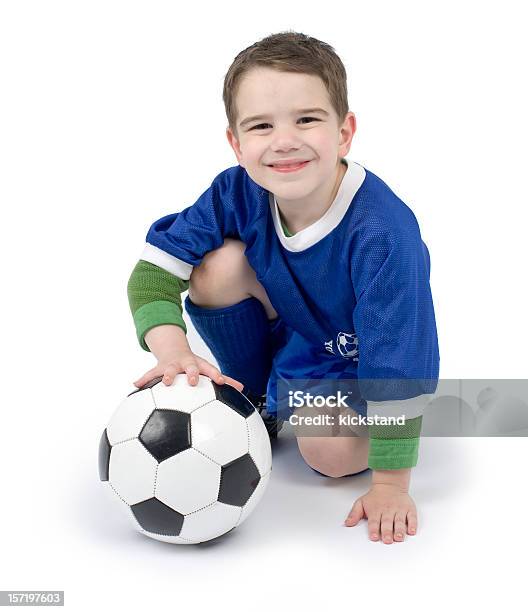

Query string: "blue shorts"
[184, 294, 366, 420]
[266, 316, 367, 420]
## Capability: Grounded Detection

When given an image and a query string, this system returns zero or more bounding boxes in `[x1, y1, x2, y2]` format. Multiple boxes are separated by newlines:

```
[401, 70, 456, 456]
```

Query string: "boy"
[127, 31, 439, 545]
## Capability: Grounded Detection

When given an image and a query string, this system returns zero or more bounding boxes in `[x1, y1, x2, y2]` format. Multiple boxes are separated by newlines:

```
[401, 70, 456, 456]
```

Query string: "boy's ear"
[338, 112, 357, 159]
[226, 126, 245, 168]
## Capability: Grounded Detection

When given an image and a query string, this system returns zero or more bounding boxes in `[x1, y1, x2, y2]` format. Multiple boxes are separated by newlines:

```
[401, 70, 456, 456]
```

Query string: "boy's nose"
[270, 126, 303, 150]
[270, 136, 302, 152]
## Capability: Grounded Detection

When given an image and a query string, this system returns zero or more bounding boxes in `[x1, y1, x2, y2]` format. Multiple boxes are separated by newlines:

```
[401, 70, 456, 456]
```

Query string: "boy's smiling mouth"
[267, 160, 311, 173]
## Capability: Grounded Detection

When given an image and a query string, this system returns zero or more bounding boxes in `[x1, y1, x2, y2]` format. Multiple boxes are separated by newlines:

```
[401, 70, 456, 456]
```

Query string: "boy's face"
[226, 67, 356, 202]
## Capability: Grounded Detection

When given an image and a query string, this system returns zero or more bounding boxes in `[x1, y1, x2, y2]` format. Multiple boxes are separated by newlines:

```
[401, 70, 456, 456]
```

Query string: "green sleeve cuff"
[127, 259, 190, 352]
[134, 300, 187, 352]
[368, 437, 420, 470]
[367, 415, 423, 470]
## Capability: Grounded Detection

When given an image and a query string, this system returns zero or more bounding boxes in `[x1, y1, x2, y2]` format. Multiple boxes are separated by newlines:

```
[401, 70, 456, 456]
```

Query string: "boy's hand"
[344, 483, 418, 544]
[133, 350, 244, 391]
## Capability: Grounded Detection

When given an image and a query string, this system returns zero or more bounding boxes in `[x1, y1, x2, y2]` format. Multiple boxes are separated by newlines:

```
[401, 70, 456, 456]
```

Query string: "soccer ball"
[336, 332, 359, 360]
[99, 374, 272, 544]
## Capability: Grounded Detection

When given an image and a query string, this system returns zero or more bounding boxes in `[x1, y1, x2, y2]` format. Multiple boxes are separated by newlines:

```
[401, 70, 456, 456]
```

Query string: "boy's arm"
[127, 166, 246, 352]
[365, 398, 427, 470]
[352, 222, 440, 471]
[127, 259, 189, 352]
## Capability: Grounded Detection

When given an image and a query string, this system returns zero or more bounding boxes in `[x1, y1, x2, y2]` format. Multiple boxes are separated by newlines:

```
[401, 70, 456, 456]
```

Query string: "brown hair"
[223, 31, 349, 138]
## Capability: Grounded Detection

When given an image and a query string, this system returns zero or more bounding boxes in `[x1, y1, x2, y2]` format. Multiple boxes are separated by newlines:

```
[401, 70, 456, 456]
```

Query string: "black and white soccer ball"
[99, 374, 272, 544]
[336, 332, 359, 360]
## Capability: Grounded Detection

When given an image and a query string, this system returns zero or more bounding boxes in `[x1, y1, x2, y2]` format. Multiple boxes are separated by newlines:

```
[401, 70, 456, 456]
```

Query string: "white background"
[1, 0, 526, 609]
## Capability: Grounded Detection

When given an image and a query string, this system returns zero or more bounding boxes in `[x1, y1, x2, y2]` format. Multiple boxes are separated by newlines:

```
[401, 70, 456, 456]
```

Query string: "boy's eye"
[249, 117, 320, 131]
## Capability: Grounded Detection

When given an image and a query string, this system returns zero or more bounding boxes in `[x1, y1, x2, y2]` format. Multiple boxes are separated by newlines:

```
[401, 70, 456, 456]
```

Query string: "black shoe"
[242, 389, 284, 439]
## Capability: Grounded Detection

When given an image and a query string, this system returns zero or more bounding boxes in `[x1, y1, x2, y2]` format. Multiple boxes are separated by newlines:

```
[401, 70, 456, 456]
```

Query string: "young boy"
[127, 31, 439, 545]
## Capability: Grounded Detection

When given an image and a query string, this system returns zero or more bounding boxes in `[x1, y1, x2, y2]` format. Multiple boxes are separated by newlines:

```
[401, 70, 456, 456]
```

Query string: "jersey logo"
[324, 340, 335, 355]
[335, 332, 359, 361]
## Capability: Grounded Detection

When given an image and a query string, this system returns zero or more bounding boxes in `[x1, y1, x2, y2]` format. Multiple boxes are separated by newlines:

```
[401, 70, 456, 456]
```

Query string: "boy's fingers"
[394, 514, 406, 541]
[222, 375, 244, 392]
[134, 371, 157, 387]
[344, 499, 364, 526]
[134, 360, 243, 390]
[137, 366, 159, 379]
[180, 358, 200, 385]
[196, 360, 224, 384]
[407, 512, 418, 535]
[162, 363, 179, 386]
[134, 379, 150, 389]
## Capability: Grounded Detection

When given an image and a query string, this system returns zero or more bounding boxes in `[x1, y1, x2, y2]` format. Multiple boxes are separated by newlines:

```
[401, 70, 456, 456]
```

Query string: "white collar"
[269, 159, 366, 252]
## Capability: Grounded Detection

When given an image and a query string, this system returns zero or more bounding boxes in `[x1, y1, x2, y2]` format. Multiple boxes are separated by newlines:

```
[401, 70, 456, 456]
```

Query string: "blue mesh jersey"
[140, 159, 440, 418]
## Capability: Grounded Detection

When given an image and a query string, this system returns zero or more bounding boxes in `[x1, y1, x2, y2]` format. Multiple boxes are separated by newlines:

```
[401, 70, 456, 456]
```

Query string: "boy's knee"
[297, 436, 369, 478]
[192, 238, 247, 282]
[189, 239, 252, 307]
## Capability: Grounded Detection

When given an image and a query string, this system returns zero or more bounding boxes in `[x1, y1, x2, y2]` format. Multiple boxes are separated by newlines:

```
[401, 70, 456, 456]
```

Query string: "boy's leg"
[186, 238, 277, 397]
[186, 238, 367, 465]
[189, 238, 277, 318]
[293, 403, 370, 477]
[298, 436, 370, 477]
